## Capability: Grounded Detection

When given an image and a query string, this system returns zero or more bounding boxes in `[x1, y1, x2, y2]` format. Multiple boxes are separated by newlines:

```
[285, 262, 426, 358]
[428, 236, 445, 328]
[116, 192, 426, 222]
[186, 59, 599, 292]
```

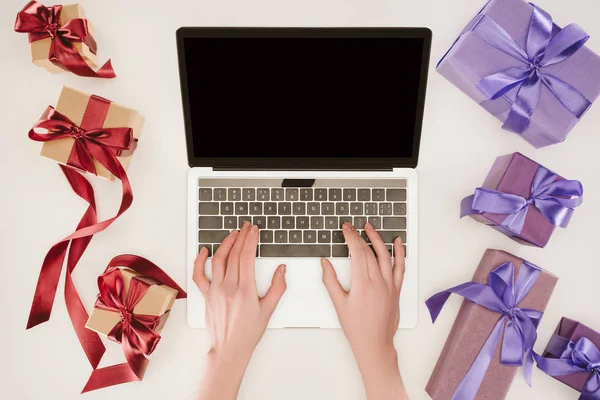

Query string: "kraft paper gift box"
[29, 4, 98, 73]
[85, 268, 178, 338]
[39, 86, 144, 180]
[426, 249, 558, 400]
[437, 0, 600, 148]
[460, 152, 583, 248]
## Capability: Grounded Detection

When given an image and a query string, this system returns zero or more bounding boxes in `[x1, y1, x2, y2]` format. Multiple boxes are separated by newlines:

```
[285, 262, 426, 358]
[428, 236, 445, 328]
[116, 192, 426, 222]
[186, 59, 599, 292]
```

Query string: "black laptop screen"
[182, 32, 427, 160]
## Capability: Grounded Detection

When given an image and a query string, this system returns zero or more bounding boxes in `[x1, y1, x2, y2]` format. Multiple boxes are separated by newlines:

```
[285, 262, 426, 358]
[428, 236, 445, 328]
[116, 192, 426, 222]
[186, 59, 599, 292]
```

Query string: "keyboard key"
[213, 243, 220, 254]
[358, 189, 370, 201]
[289, 230, 302, 243]
[384, 217, 406, 229]
[199, 230, 229, 243]
[368, 217, 382, 229]
[339, 216, 352, 227]
[322, 203, 334, 215]
[239, 216, 252, 228]
[303, 230, 317, 243]
[271, 188, 284, 201]
[329, 189, 341, 201]
[343, 189, 356, 201]
[199, 202, 219, 215]
[242, 188, 256, 201]
[260, 230, 274, 243]
[278, 202, 291, 215]
[293, 203, 306, 215]
[199, 188, 212, 201]
[224, 216, 237, 229]
[315, 189, 327, 201]
[235, 202, 248, 215]
[377, 231, 406, 244]
[318, 230, 331, 243]
[199, 216, 222, 229]
[350, 203, 363, 215]
[332, 245, 349, 257]
[268, 216, 281, 229]
[336, 202, 349, 215]
[372, 189, 385, 201]
[260, 244, 330, 257]
[297, 217, 310, 229]
[379, 203, 392, 215]
[264, 202, 277, 215]
[393, 203, 407, 215]
[257, 189, 270, 201]
[275, 230, 288, 243]
[221, 202, 234, 215]
[198, 244, 212, 256]
[311, 217, 324, 229]
[354, 216, 367, 229]
[250, 202, 263, 215]
[365, 203, 378, 215]
[253, 216, 266, 229]
[368, 244, 392, 257]
[214, 189, 226, 201]
[332, 231, 345, 243]
[286, 189, 299, 201]
[282, 216, 295, 229]
[387, 189, 406, 201]
[300, 189, 313, 201]
[325, 217, 338, 229]
[228, 188, 241, 201]
[307, 203, 320, 215]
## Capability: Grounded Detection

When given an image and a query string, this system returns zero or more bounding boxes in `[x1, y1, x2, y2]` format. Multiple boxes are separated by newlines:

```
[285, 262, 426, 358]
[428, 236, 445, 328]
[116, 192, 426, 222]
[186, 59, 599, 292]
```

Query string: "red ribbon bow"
[14, 1, 116, 78]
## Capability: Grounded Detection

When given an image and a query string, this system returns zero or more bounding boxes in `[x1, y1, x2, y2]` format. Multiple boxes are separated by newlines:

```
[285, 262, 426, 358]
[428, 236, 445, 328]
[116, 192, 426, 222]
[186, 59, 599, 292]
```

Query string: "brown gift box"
[31, 4, 98, 73]
[426, 249, 558, 399]
[40, 86, 144, 180]
[85, 268, 178, 338]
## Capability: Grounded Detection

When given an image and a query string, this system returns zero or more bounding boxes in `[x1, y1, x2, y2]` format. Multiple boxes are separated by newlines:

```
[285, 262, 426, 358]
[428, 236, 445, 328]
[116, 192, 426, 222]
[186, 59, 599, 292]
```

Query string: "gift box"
[534, 318, 600, 397]
[461, 152, 583, 248]
[437, 0, 600, 148]
[426, 249, 558, 400]
[36, 85, 144, 180]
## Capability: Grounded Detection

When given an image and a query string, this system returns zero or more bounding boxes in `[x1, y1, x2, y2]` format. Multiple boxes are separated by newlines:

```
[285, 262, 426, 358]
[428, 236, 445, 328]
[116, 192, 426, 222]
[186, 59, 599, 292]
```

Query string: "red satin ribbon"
[14, 1, 116, 79]
[81, 257, 186, 393]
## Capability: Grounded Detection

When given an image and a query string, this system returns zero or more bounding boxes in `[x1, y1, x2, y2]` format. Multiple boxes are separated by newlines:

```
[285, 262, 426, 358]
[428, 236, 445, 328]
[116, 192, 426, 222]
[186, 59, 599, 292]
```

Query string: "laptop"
[177, 27, 431, 329]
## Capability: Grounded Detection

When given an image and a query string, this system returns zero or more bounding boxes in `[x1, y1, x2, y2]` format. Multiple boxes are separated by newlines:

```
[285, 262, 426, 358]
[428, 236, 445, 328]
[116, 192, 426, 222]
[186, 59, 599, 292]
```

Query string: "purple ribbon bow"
[534, 336, 600, 400]
[472, 3, 591, 134]
[461, 165, 583, 235]
[426, 261, 543, 400]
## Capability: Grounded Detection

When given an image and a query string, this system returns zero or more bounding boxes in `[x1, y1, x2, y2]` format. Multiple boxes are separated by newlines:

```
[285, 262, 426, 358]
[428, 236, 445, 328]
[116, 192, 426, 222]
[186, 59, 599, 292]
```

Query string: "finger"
[192, 247, 210, 296]
[211, 230, 239, 284]
[359, 226, 380, 281]
[321, 258, 347, 312]
[393, 237, 406, 291]
[225, 221, 252, 285]
[364, 222, 393, 283]
[342, 223, 368, 282]
[239, 224, 259, 287]
[260, 264, 287, 320]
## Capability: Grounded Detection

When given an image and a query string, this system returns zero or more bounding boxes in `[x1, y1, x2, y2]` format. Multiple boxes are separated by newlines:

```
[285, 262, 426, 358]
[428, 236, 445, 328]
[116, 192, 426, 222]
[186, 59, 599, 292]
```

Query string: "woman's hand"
[194, 222, 287, 400]
[321, 222, 408, 400]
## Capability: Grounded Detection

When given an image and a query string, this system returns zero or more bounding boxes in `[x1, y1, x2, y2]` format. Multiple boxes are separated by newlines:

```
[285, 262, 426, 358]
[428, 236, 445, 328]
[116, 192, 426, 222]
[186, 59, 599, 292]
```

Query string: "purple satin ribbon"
[534, 336, 600, 400]
[426, 261, 543, 400]
[472, 3, 591, 134]
[461, 165, 583, 234]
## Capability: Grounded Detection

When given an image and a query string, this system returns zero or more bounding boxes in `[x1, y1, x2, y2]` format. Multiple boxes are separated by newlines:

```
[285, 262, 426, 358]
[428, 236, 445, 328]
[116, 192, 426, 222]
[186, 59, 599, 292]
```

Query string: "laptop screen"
[179, 29, 430, 167]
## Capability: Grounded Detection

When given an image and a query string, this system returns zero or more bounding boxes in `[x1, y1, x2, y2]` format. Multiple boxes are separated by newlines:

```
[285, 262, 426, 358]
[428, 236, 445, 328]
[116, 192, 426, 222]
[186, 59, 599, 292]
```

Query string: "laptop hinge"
[212, 167, 395, 172]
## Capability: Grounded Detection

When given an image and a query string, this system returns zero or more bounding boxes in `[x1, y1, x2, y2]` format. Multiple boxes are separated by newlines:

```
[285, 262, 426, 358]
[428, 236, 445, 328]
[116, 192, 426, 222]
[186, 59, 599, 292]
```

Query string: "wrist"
[353, 345, 407, 400]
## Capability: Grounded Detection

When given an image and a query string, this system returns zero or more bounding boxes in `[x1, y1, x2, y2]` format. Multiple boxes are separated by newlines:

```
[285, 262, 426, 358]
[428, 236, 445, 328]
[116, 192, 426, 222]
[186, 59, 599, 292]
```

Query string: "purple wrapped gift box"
[534, 318, 600, 398]
[461, 152, 583, 248]
[438, 0, 600, 148]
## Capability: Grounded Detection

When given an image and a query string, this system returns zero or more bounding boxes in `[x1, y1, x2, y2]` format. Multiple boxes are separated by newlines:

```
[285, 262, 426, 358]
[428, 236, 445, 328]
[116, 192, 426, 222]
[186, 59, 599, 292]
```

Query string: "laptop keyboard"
[197, 179, 407, 258]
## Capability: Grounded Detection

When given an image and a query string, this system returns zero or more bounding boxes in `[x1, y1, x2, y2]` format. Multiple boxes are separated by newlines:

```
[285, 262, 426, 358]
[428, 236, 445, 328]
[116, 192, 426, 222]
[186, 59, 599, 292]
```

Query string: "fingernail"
[232, 230, 239, 235]
[342, 222, 351, 230]
[364, 222, 373, 231]
[280, 264, 287, 275]
[251, 224, 259, 233]
[320, 258, 327, 271]
[243, 220, 251, 227]
[395, 237, 402, 244]
[200, 247, 208, 255]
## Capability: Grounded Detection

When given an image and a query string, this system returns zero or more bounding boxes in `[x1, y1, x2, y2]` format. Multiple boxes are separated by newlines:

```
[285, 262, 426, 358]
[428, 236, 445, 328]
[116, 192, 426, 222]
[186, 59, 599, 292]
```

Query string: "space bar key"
[260, 245, 331, 257]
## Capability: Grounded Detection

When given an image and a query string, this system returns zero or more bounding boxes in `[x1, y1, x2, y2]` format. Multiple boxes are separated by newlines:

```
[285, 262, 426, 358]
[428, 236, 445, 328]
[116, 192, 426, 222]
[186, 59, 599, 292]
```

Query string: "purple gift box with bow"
[437, 0, 600, 148]
[426, 249, 558, 400]
[461, 152, 583, 248]
[534, 318, 600, 399]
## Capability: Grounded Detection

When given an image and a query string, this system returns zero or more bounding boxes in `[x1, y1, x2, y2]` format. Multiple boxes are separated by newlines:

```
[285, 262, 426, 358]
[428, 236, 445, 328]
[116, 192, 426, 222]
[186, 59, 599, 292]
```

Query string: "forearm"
[198, 349, 252, 400]
[355, 346, 408, 400]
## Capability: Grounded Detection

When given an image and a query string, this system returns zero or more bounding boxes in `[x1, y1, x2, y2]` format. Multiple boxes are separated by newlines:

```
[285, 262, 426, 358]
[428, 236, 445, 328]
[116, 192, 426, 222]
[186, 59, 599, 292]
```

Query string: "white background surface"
[1, 0, 599, 398]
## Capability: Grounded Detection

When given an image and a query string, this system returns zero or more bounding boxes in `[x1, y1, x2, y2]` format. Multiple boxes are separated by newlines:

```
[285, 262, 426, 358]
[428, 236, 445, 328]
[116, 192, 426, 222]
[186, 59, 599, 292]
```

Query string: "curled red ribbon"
[14, 1, 116, 78]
